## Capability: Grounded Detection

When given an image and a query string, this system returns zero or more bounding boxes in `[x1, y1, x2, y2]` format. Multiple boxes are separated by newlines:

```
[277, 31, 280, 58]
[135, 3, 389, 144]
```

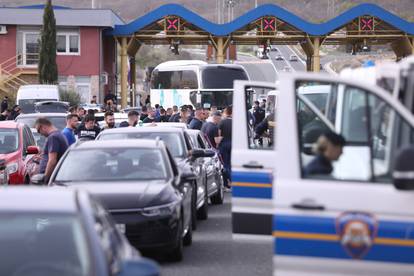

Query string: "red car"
[0, 121, 41, 184]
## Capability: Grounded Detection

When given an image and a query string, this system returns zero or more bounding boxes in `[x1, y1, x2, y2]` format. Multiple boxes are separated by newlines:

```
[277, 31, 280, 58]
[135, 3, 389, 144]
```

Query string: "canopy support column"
[120, 37, 128, 109]
[312, 37, 321, 72]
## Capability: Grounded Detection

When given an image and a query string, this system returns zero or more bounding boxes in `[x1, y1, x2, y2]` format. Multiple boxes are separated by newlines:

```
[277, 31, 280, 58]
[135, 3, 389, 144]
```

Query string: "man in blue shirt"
[61, 114, 79, 146]
[35, 118, 69, 182]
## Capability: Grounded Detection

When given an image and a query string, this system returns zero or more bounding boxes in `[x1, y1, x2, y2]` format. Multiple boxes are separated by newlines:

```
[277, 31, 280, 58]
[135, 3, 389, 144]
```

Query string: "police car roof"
[73, 139, 164, 149]
[0, 187, 80, 214]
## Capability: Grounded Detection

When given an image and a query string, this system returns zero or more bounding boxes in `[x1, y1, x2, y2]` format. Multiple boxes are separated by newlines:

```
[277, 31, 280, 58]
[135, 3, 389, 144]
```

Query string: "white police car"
[232, 73, 414, 275]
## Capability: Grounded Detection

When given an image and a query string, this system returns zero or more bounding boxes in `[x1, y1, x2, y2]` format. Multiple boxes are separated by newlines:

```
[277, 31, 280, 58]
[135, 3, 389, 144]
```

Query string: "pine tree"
[38, 0, 58, 84]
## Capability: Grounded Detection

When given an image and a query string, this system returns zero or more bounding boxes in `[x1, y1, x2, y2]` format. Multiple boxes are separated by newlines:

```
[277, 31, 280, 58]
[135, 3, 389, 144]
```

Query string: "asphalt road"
[152, 193, 273, 276]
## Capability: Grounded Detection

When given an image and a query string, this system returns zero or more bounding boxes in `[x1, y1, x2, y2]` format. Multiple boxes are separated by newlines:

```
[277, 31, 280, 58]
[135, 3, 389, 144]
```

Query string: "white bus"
[150, 60, 249, 109]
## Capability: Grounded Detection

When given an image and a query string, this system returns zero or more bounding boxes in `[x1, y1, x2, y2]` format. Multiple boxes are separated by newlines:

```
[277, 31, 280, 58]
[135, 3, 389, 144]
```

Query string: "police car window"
[297, 80, 414, 183]
[245, 86, 276, 150]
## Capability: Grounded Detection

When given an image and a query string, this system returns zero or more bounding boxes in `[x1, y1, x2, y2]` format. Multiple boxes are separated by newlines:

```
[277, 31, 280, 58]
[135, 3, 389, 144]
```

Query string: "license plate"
[116, 224, 126, 234]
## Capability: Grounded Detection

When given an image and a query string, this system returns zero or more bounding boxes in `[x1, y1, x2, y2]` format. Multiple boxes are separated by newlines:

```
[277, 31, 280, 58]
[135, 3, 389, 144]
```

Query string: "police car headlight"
[141, 200, 180, 217]
[6, 163, 18, 174]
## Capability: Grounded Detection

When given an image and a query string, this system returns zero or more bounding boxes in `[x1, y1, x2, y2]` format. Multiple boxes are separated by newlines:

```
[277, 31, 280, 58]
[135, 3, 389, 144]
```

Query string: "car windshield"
[55, 148, 169, 182]
[16, 116, 67, 130]
[0, 213, 90, 276]
[19, 99, 56, 114]
[98, 132, 185, 158]
[0, 129, 19, 154]
[35, 102, 68, 113]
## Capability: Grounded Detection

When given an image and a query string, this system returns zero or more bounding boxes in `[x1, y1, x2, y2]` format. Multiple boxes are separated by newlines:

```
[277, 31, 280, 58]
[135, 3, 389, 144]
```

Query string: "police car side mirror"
[393, 147, 414, 190]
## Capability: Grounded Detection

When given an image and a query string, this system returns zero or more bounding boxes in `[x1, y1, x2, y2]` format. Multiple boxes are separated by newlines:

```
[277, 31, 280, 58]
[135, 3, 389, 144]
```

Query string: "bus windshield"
[150, 69, 198, 89]
[201, 66, 248, 89]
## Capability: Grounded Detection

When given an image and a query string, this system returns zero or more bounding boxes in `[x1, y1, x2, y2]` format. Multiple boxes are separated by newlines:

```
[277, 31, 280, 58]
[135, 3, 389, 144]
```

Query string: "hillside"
[1, 0, 413, 23]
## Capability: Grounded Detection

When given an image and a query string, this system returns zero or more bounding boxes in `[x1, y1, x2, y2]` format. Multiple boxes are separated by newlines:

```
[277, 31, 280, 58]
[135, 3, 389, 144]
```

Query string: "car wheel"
[191, 182, 197, 230]
[197, 181, 208, 220]
[183, 215, 193, 246]
[167, 219, 184, 262]
[211, 174, 224, 205]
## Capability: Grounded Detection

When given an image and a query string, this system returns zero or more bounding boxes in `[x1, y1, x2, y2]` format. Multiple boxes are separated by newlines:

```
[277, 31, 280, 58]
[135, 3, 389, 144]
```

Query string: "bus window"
[151, 70, 198, 90]
[201, 67, 248, 89]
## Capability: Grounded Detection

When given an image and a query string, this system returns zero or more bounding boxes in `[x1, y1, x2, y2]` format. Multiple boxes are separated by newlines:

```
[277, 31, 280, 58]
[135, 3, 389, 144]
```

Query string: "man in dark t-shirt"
[35, 118, 69, 182]
[189, 108, 204, 130]
[201, 111, 221, 148]
[218, 106, 233, 189]
[77, 114, 101, 140]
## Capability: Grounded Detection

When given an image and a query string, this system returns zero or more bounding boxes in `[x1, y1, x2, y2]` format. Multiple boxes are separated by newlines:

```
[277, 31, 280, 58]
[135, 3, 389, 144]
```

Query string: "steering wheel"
[11, 262, 77, 276]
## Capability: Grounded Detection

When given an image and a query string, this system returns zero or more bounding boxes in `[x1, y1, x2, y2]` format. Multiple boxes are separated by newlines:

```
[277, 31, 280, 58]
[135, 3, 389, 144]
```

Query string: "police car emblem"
[336, 212, 378, 259]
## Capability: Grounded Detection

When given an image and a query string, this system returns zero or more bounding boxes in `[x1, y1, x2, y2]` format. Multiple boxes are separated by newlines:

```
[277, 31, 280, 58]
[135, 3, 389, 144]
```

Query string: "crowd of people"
[0, 96, 22, 121]
[28, 101, 234, 189]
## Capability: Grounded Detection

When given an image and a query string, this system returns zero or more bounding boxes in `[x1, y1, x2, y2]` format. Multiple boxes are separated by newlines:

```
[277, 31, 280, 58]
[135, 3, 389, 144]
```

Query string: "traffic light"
[359, 16, 375, 31]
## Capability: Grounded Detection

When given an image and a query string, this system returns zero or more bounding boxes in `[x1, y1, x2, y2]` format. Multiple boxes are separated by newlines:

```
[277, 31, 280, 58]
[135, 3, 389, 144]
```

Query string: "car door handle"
[292, 199, 325, 211]
[242, 162, 264, 169]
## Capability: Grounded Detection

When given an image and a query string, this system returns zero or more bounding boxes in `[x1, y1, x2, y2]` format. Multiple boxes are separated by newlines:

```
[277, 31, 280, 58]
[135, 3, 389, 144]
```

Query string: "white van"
[232, 73, 414, 275]
[16, 85, 60, 113]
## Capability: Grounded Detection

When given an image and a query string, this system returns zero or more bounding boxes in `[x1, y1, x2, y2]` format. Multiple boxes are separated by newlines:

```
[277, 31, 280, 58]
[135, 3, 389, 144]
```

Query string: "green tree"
[38, 0, 58, 84]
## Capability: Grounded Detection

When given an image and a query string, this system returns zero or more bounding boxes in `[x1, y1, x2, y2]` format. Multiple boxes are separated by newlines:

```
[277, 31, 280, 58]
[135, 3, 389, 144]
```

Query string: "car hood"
[63, 180, 177, 210]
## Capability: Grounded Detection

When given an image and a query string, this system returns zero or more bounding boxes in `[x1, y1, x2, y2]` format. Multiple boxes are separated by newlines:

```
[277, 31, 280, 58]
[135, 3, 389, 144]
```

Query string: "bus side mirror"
[393, 147, 414, 190]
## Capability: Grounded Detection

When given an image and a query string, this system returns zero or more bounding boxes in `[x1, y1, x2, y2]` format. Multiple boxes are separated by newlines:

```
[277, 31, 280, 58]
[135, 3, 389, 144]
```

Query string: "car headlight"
[141, 200, 180, 217]
[6, 163, 18, 174]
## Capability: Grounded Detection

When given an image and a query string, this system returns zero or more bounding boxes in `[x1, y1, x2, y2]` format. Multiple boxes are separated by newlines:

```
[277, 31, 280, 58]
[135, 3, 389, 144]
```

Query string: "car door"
[232, 80, 276, 237]
[274, 73, 414, 275]
[196, 133, 216, 197]
[167, 147, 192, 232]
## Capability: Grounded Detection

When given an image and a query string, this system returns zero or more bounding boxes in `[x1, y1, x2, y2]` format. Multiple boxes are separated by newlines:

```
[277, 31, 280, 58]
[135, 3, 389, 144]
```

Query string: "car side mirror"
[191, 149, 205, 159]
[118, 259, 159, 276]
[180, 171, 197, 182]
[393, 147, 414, 190]
[27, 146, 39, 155]
[31, 174, 45, 186]
[203, 149, 215, 158]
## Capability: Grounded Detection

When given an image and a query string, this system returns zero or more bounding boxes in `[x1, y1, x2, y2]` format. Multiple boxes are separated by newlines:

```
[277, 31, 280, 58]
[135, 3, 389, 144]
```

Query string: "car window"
[245, 86, 276, 150]
[0, 128, 19, 154]
[197, 134, 206, 149]
[297, 81, 414, 183]
[55, 148, 170, 182]
[0, 213, 91, 276]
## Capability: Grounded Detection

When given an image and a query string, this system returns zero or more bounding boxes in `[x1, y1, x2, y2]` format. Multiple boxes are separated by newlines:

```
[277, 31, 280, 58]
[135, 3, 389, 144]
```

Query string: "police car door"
[275, 73, 414, 275]
[232, 80, 276, 237]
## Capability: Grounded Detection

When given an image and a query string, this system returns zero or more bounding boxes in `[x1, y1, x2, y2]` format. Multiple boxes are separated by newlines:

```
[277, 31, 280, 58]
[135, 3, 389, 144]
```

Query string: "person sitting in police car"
[304, 131, 345, 176]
